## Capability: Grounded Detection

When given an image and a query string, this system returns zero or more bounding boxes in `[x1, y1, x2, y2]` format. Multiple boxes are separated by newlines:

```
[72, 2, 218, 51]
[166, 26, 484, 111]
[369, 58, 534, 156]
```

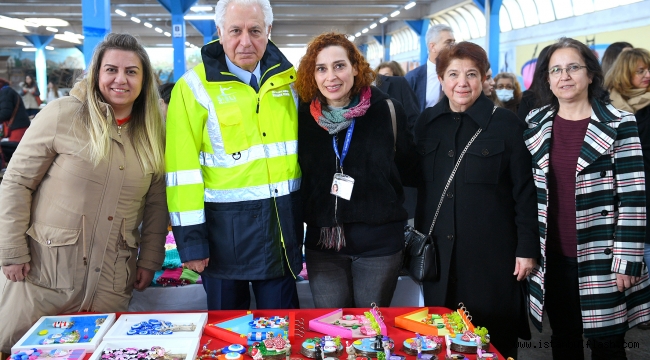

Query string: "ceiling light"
[379, 17, 388, 23]
[185, 41, 190, 46]
[0, 16, 29, 33]
[54, 33, 81, 44]
[362, 28, 369, 33]
[405, 2, 416, 10]
[155, 27, 163, 33]
[190, 6, 213, 12]
[45, 46, 54, 50]
[164, 32, 171, 37]
[16, 41, 27, 46]
[22, 48, 37, 52]
[184, 14, 214, 20]
[46, 27, 58, 33]
[355, 32, 361, 37]
[144, 22, 152, 28]
[131, 17, 141, 23]
[369, 23, 377, 29]
[347, 35, 355, 42]
[24, 20, 40, 27]
[24, 18, 69, 27]
[115, 9, 127, 17]
[390, 11, 400, 17]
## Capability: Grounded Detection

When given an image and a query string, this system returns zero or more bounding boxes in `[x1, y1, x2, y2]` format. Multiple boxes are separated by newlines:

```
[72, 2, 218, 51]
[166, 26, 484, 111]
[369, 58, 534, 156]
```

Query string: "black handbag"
[393, 104, 496, 283]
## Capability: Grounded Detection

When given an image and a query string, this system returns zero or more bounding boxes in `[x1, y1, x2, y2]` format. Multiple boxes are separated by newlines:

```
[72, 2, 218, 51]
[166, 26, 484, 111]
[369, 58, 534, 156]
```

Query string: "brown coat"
[0, 80, 167, 352]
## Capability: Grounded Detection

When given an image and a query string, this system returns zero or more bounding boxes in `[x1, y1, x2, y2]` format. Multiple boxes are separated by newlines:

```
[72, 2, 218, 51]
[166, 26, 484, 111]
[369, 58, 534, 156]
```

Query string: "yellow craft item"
[353, 340, 362, 345]
[38, 330, 48, 336]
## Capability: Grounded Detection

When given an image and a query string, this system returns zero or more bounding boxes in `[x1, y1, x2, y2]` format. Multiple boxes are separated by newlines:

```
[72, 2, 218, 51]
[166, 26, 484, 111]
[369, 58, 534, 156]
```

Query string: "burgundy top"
[547, 114, 590, 257]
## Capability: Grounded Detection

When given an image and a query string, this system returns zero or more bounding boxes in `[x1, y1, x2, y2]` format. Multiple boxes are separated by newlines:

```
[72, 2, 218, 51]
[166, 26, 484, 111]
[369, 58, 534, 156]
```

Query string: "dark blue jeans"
[305, 248, 403, 308]
[202, 274, 299, 310]
[545, 252, 627, 360]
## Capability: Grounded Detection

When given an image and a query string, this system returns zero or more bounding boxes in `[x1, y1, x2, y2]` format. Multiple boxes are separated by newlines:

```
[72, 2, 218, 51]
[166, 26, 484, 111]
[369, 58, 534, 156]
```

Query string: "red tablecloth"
[110, 307, 502, 360]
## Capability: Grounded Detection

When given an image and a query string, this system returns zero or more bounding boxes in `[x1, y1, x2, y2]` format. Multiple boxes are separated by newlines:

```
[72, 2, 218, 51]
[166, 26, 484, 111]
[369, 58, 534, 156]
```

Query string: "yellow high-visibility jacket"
[165, 40, 303, 280]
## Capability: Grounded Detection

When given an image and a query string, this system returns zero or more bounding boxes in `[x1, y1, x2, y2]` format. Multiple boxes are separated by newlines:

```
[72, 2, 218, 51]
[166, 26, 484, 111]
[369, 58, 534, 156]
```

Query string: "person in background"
[412, 42, 539, 359]
[0, 33, 167, 356]
[375, 61, 406, 77]
[605, 47, 650, 330]
[482, 62, 502, 107]
[525, 37, 650, 359]
[601, 41, 633, 77]
[294, 32, 416, 308]
[20, 74, 41, 117]
[166, 0, 303, 310]
[157, 82, 175, 120]
[405, 24, 455, 111]
[0, 78, 30, 167]
[494, 72, 522, 114]
[46, 80, 64, 103]
[518, 45, 551, 121]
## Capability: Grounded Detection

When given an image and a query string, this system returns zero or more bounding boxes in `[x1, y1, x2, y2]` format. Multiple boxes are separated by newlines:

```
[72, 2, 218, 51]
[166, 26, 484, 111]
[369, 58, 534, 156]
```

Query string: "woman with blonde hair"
[494, 72, 522, 114]
[0, 33, 168, 355]
[605, 48, 650, 331]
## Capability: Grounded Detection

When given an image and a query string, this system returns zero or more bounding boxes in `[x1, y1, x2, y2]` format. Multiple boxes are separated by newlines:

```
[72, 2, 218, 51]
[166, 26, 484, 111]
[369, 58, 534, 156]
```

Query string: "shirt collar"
[225, 55, 262, 86]
[427, 59, 436, 74]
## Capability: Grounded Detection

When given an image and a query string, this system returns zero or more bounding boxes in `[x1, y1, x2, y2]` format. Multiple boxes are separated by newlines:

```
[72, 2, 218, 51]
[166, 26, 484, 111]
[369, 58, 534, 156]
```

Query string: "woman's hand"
[133, 267, 155, 291]
[2, 263, 31, 282]
[184, 258, 209, 273]
[615, 274, 640, 292]
[513, 257, 536, 281]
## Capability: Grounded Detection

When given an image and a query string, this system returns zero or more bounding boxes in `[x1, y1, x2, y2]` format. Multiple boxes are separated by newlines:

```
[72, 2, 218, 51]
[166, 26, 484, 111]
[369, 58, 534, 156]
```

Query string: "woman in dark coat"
[295, 32, 415, 308]
[0, 78, 30, 166]
[412, 42, 539, 359]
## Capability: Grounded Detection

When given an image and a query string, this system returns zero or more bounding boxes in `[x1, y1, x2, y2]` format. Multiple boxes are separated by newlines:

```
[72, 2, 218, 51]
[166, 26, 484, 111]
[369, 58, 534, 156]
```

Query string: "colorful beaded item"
[101, 347, 185, 360]
[196, 340, 221, 360]
[11, 349, 85, 360]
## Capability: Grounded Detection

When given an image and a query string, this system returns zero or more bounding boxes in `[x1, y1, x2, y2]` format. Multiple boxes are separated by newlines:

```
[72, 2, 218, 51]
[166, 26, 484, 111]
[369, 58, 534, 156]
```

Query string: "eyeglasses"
[635, 68, 650, 76]
[548, 65, 587, 77]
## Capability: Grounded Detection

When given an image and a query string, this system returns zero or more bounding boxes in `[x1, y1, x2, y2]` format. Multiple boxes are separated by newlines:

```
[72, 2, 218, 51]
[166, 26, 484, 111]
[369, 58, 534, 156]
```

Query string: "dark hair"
[601, 41, 633, 76]
[376, 61, 405, 77]
[24, 74, 36, 88]
[532, 37, 610, 110]
[436, 41, 488, 81]
[158, 82, 175, 105]
[295, 32, 375, 103]
[529, 45, 551, 91]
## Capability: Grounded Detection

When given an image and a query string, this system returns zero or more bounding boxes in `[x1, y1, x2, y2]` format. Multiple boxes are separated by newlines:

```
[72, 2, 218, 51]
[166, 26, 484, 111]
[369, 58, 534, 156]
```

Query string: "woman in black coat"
[0, 78, 30, 166]
[412, 42, 539, 359]
[294, 32, 416, 308]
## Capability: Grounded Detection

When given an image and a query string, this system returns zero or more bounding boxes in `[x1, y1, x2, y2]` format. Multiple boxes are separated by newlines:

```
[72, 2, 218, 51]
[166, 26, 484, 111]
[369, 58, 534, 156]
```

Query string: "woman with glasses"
[494, 72, 522, 114]
[605, 48, 650, 331]
[525, 37, 650, 360]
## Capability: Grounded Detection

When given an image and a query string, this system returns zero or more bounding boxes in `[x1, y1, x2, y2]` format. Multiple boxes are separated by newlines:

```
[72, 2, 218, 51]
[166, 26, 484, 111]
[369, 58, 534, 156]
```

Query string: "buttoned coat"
[0, 79, 167, 352]
[523, 101, 650, 338]
[412, 94, 539, 350]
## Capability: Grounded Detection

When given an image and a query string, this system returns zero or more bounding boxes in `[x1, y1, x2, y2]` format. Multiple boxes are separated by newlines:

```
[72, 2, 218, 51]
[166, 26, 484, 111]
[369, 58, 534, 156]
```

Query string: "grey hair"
[425, 24, 453, 46]
[214, 0, 273, 32]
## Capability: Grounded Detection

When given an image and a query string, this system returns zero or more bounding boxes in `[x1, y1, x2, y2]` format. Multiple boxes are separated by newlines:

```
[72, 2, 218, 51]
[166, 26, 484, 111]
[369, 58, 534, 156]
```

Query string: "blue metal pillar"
[158, 0, 198, 81]
[474, 0, 502, 75]
[24, 35, 54, 102]
[190, 20, 217, 45]
[82, 0, 111, 67]
[406, 19, 429, 66]
[374, 35, 392, 62]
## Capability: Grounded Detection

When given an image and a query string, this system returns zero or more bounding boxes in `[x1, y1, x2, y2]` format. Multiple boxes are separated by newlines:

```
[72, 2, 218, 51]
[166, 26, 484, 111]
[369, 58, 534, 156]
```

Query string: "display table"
[94, 307, 502, 360]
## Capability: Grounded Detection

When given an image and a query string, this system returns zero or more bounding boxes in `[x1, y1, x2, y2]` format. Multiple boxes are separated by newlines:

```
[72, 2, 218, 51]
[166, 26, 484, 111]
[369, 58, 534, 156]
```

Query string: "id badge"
[331, 173, 355, 200]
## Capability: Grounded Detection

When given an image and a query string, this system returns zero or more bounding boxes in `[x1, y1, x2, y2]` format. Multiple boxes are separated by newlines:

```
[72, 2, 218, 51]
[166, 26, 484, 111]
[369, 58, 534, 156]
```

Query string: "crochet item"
[180, 269, 200, 284]
[162, 248, 182, 269]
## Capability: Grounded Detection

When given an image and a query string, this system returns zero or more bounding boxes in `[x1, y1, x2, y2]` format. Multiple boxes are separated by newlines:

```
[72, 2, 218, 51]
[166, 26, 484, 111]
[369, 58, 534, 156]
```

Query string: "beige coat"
[0, 80, 167, 352]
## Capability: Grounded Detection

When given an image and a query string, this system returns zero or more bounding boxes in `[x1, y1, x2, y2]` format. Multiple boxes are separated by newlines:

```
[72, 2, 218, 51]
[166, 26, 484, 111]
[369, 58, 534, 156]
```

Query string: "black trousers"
[202, 273, 299, 310]
[545, 252, 627, 359]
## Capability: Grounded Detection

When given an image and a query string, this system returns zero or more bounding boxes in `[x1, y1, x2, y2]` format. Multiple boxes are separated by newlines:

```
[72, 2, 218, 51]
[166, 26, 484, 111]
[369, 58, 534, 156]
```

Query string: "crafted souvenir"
[300, 336, 343, 358]
[103, 313, 207, 341]
[88, 338, 200, 360]
[309, 308, 386, 339]
[10, 348, 85, 360]
[205, 313, 295, 346]
[402, 333, 441, 356]
[246, 334, 289, 360]
[350, 336, 394, 358]
[12, 314, 116, 352]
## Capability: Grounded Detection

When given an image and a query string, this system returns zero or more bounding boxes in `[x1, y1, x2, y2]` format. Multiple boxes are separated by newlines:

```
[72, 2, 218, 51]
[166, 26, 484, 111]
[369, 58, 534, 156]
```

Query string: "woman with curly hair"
[294, 32, 415, 308]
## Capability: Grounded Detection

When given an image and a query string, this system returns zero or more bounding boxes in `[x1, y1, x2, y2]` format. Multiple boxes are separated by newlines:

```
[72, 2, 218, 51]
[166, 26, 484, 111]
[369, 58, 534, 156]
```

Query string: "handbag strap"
[387, 99, 396, 150]
[426, 106, 497, 236]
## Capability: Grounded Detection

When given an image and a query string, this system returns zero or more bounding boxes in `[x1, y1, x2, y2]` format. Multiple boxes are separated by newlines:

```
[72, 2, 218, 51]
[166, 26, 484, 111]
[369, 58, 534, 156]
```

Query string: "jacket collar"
[201, 39, 293, 85]
[425, 93, 496, 130]
[524, 100, 619, 175]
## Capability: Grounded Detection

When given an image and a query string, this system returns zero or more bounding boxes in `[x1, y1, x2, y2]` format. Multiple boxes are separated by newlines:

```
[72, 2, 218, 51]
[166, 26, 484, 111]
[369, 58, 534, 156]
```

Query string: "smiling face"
[314, 45, 359, 107]
[548, 47, 592, 105]
[482, 68, 494, 96]
[218, 2, 270, 72]
[98, 49, 143, 119]
[632, 59, 650, 89]
[440, 58, 483, 112]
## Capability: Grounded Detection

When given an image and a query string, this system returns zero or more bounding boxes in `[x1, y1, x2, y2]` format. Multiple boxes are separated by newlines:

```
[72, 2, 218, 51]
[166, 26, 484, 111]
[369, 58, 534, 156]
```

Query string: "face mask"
[496, 89, 514, 102]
